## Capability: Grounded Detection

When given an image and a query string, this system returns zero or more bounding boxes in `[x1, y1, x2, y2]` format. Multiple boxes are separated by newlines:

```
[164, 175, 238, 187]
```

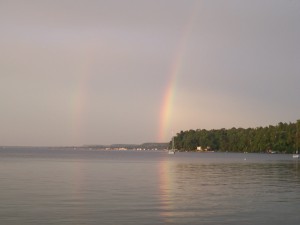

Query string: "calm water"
[0, 148, 299, 225]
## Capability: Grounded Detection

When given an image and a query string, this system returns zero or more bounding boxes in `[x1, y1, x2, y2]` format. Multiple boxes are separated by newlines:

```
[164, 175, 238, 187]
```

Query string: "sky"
[1, 0, 300, 146]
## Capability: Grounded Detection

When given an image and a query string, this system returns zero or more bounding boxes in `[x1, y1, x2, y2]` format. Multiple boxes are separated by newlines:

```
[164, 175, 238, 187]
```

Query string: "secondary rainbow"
[70, 48, 95, 144]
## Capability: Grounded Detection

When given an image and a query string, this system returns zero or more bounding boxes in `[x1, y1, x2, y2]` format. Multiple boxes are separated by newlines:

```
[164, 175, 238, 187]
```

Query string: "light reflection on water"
[0, 149, 299, 225]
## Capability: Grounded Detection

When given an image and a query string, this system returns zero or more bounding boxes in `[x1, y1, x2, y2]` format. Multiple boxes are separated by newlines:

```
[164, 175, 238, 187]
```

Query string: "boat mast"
[297, 120, 299, 154]
[172, 136, 175, 150]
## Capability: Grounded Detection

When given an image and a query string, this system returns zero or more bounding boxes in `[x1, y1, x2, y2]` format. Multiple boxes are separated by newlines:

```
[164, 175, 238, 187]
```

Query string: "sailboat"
[293, 121, 299, 159]
[293, 151, 299, 159]
[168, 136, 176, 155]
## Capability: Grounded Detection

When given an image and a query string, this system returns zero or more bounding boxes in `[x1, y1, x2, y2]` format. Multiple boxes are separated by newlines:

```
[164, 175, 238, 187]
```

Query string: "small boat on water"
[168, 136, 176, 155]
[168, 150, 175, 155]
[292, 152, 299, 159]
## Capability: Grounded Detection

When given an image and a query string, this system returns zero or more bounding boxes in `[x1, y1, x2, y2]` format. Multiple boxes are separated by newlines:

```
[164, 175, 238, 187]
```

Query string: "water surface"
[0, 148, 299, 224]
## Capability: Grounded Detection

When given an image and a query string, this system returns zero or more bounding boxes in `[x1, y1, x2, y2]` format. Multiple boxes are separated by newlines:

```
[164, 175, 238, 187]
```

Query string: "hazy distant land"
[0, 143, 169, 151]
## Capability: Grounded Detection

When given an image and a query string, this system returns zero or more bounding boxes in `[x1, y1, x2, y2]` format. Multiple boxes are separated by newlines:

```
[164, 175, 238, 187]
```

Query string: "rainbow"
[70, 49, 95, 144]
[158, 4, 199, 142]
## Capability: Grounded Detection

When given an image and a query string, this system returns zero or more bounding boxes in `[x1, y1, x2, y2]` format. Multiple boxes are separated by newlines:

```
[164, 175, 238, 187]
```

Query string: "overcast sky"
[1, 0, 300, 146]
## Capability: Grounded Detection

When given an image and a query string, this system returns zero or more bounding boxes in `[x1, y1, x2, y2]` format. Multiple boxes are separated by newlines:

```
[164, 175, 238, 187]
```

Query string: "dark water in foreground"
[0, 148, 299, 225]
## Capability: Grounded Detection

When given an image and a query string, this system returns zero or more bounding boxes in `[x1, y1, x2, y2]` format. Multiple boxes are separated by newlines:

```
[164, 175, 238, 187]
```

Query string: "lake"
[0, 148, 299, 225]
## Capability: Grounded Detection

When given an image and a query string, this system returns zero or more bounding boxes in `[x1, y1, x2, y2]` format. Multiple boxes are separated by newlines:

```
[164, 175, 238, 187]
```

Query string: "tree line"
[171, 121, 300, 153]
